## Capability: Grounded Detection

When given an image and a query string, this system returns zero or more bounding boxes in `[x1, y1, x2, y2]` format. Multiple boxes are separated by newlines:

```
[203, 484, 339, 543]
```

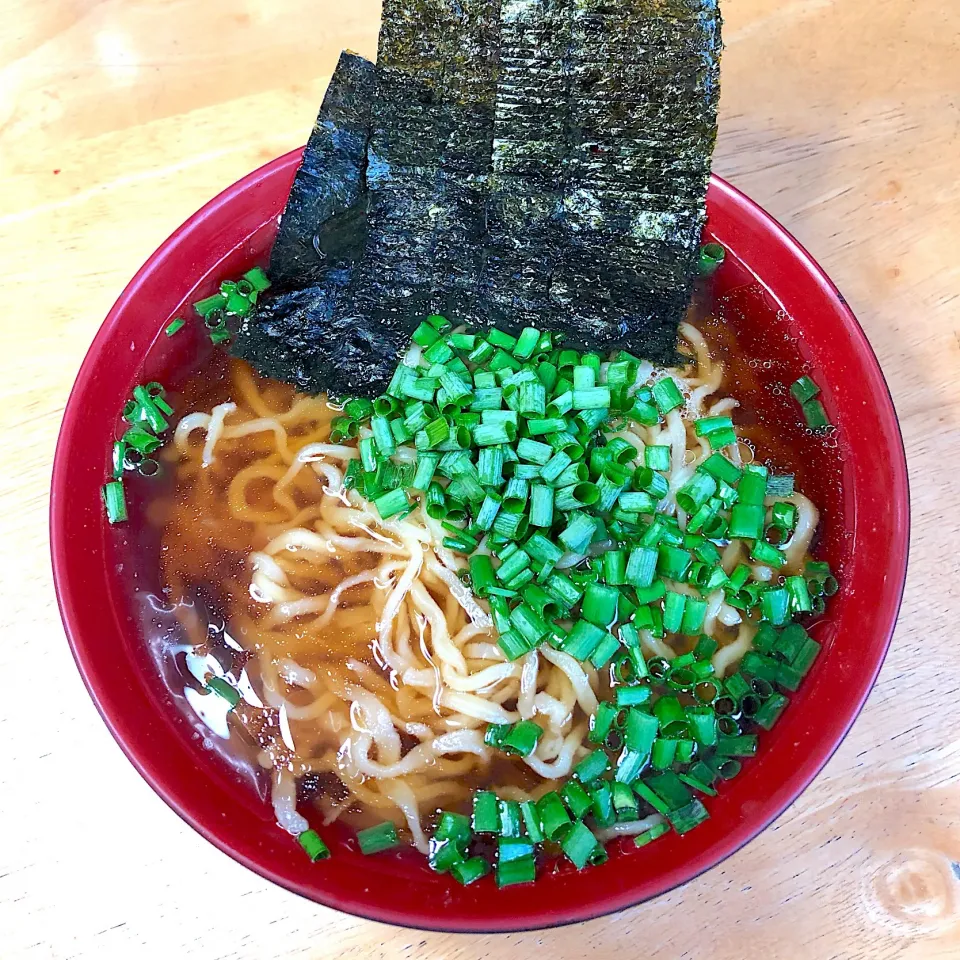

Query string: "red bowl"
[51, 151, 909, 931]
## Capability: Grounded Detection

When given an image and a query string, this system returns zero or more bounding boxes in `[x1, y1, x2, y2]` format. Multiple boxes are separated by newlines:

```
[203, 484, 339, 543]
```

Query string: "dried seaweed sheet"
[233, 53, 376, 390]
[238, 2, 501, 398]
[362, 0, 500, 321]
[239, 0, 721, 398]
[483, 0, 721, 361]
[268, 52, 376, 289]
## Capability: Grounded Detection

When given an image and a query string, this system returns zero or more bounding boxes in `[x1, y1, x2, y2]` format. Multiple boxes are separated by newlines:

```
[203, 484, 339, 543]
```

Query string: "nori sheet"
[238, 0, 721, 398]
[268, 51, 376, 289]
[233, 52, 379, 392]
[483, 0, 722, 361]
[237, 2, 502, 398]
[340, 0, 500, 338]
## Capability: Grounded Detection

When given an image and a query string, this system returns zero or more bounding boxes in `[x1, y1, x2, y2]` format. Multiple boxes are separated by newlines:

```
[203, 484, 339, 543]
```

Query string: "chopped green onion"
[243, 267, 271, 292]
[206, 676, 240, 708]
[589, 632, 621, 669]
[374, 489, 409, 520]
[612, 781, 640, 819]
[298, 829, 331, 862]
[562, 621, 605, 661]
[588, 782, 615, 828]
[633, 822, 671, 847]
[662, 591, 686, 634]
[520, 800, 545, 843]
[644, 445, 670, 471]
[716, 734, 758, 758]
[425, 313, 450, 333]
[536, 791, 572, 840]
[679, 597, 707, 635]
[651, 737, 678, 770]
[754, 692, 790, 730]
[653, 696, 687, 737]
[588, 702, 617, 744]
[496, 854, 535, 888]
[560, 780, 593, 820]
[791, 636, 822, 677]
[616, 685, 652, 708]
[501, 720, 543, 757]
[111, 440, 127, 478]
[658, 545, 692, 582]
[698, 453, 741, 486]
[619, 491, 658, 513]
[728, 503, 765, 540]
[802, 398, 831, 429]
[667, 799, 710, 835]
[498, 799, 523, 838]
[474, 421, 517, 446]
[356, 822, 400, 855]
[698, 242, 726, 276]
[625, 709, 658, 755]
[473, 791, 500, 833]
[527, 484, 554, 528]
[497, 629, 530, 661]
[560, 821, 599, 869]
[582, 582, 619, 627]
[510, 604, 549, 645]
[102, 480, 127, 524]
[694, 416, 733, 438]
[451, 856, 491, 885]
[614, 748, 647, 784]
[416, 417, 450, 450]
[738, 464, 769, 504]
[572, 386, 611, 410]
[767, 475, 796, 499]
[652, 377, 684, 414]
[484, 724, 512, 750]
[633, 780, 670, 816]
[686, 706, 718, 746]
[790, 375, 820, 404]
[677, 472, 717, 513]
[574, 749, 611, 783]
[761, 587, 791, 626]
[193, 293, 226, 317]
[558, 513, 596, 553]
[410, 452, 439, 492]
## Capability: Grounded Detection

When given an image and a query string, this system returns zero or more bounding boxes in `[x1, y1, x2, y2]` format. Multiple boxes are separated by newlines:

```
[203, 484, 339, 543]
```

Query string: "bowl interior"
[51, 152, 908, 932]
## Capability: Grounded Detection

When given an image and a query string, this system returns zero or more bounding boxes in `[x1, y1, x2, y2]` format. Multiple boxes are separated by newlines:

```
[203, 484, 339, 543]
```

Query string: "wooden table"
[2, 1, 958, 956]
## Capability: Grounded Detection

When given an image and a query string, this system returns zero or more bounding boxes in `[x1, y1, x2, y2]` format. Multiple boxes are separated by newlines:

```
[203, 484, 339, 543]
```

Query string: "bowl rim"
[50, 150, 910, 932]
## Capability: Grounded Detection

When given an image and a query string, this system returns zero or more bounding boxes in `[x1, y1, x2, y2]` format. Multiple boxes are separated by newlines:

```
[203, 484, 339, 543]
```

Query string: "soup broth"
[129, 317, 825, 854]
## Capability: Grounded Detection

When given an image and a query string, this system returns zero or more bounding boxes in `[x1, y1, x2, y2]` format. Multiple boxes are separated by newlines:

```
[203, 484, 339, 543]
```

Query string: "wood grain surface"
[2, 1, 959, 957]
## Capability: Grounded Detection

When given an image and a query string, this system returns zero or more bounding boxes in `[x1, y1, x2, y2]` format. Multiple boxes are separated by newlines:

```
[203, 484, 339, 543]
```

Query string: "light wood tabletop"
[2, 1, 959, 957]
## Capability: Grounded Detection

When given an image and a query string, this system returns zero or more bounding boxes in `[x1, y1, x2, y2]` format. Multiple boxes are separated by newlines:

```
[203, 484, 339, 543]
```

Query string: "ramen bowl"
[51, 151, 909, 931]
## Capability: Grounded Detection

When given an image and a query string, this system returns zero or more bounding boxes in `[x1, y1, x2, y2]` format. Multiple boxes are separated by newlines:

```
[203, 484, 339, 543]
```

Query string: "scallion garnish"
[298, 829, 331, 862]
[790, 375, 833, 430]
[451, 856, 491, 885]
[102, 480, 127, 524]
[697, 242, 726, 277]
[356, 822, 401, 855]
[205, 676, 240, 708]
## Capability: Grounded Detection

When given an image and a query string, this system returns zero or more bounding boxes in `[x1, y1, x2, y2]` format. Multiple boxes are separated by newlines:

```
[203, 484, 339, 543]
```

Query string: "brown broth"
[132, 358, 547, 832]
[122, 304, 835, 838]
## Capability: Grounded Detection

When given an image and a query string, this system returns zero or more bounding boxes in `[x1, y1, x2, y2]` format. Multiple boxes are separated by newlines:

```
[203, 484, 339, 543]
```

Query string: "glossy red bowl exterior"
[51, 151, 909, 932]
